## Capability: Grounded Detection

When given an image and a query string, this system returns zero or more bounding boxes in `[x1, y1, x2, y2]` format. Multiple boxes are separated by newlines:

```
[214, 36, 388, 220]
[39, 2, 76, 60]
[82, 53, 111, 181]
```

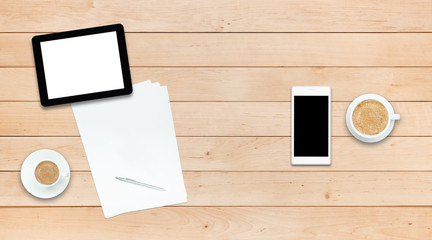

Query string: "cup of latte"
[346, 94, 400, 143]
[33, 160, 69, 187]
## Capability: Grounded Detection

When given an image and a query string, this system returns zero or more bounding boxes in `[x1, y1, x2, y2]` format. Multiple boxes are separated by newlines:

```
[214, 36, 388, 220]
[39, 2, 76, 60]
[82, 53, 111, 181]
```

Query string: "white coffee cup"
[32, 159, 69, 188]
[346, 94, 400, 143]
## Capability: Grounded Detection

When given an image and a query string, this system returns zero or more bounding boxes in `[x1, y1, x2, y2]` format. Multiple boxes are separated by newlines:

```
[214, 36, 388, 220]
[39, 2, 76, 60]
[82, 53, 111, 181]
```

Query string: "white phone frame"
[291, 86, 331, 165]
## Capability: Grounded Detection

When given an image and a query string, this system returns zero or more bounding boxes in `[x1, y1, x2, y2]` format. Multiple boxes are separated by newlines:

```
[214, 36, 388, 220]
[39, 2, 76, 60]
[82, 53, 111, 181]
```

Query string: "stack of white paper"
[72, 81, 187, 218]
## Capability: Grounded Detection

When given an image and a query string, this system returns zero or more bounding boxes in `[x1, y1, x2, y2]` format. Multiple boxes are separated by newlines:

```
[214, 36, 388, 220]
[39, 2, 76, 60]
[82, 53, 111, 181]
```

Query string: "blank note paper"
[72, 81, 187, 218]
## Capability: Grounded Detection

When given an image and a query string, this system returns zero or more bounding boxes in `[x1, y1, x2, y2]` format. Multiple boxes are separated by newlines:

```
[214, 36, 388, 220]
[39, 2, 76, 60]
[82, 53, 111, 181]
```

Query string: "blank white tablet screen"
[40, 31, 125, 100]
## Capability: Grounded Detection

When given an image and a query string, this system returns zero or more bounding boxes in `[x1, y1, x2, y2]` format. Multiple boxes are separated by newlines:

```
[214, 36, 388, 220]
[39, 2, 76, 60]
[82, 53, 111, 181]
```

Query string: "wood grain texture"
[2, 1, 432, 238]
[0, 207, 431, 240]
[3, 172, 432, 206]
[2, 137, 432, 171]
[0, 102, 429, 137]
[0, 137, 88, 171]
[3, 67, 432, 101]
[2, 0, 432, 33]
[3, 33, 432, 67]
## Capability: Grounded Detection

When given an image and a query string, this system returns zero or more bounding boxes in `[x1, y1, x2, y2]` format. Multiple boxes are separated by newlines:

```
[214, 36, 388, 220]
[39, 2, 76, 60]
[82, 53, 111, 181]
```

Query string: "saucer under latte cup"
[346, 94, 400, 143]
[21, 149, 71, 199]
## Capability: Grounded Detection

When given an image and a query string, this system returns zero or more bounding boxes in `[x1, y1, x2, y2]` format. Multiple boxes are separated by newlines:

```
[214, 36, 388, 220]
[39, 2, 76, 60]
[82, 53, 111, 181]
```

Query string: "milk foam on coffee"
[352, 100, 388, 135]
[35, 161, 59, 185]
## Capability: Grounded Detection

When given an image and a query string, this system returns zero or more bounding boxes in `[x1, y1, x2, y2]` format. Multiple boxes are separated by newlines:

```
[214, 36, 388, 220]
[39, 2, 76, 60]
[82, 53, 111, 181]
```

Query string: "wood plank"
[0, 102, 79, 136]
[3, 67, 432, 102]
[1, 0, 432, 32]
[0, 137, 88, 171]
[2, 137, 432, 171]
[1, 207, 431, 240]
[3, 172, 432, 206]
[0, 102, 428, 137]
[3, 33, 432, 67]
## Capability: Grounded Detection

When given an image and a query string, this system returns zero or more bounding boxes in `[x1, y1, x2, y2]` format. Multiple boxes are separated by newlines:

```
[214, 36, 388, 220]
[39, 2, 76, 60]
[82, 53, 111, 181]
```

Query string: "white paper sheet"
[72, 81, 187, 218]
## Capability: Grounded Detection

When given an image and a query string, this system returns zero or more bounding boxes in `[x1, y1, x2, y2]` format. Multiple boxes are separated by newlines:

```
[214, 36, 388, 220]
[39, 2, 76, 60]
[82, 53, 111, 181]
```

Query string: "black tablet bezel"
[32, 24, 133, 107]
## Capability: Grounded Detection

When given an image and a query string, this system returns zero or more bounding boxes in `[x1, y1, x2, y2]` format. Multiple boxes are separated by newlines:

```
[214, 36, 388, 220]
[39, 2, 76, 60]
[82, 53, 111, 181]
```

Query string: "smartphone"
[291, 86, 331, 165]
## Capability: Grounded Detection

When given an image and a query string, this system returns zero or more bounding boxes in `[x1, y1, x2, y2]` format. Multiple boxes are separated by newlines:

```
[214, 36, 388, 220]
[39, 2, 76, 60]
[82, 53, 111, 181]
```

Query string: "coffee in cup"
[346, 93, 400, 143]
[352, 100, 388, 135]
[35, 161, 59, 185]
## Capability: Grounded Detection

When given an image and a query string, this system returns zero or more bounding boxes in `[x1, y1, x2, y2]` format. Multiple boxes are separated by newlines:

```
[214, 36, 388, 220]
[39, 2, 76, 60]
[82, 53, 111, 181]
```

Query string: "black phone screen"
[294, 96, 329, 157]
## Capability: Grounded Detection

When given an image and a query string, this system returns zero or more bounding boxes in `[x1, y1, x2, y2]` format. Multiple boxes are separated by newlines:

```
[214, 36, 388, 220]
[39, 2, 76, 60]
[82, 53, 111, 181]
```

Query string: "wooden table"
[1, 1, 432, 239]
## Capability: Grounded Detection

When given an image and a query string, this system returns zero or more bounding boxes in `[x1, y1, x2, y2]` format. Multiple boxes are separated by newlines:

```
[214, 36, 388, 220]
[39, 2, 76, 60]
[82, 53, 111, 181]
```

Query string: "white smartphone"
[291, 86, 331, 165]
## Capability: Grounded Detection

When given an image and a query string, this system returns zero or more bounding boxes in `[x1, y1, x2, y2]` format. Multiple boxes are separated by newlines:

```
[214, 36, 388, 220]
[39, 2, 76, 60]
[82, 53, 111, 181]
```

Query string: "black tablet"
[32, 24, 132, 106]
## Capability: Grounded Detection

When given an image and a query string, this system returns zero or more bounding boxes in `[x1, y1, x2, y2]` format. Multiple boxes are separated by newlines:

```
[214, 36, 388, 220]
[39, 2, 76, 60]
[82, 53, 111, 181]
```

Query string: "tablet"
[32, 24, 132, 106]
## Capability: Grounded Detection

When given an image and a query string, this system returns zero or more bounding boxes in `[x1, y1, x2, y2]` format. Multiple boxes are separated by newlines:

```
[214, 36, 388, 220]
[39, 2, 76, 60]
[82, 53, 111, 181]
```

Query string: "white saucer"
[21, 149, 71, 199]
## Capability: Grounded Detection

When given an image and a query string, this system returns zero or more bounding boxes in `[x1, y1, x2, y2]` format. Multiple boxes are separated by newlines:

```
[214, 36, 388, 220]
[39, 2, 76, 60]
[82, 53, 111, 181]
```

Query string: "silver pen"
[115, 177, 166, 191]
